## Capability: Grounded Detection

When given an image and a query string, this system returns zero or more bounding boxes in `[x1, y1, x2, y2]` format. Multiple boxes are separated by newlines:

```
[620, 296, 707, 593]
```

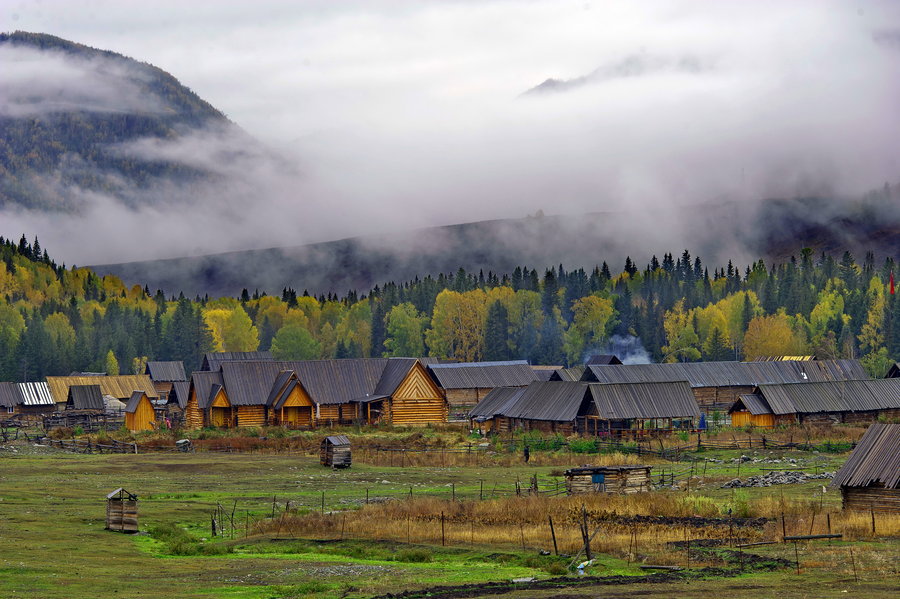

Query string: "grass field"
[0, 436, 897, 598]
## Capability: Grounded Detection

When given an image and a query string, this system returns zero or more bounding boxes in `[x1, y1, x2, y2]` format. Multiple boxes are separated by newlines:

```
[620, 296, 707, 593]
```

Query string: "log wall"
[184, 395, 204, 429]
[841, 485, 900, 513]
[566, 468, 652, 495]
[236, 405, 266, 428]
[391, 362, 447, 425]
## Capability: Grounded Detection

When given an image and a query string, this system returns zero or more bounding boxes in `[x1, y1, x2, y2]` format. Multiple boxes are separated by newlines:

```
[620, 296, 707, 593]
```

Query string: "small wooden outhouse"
[106, 488, 139, 533]
[320, 435, 351, 468]
[565, 465, 652, 495]
[125, 391, 156, 432]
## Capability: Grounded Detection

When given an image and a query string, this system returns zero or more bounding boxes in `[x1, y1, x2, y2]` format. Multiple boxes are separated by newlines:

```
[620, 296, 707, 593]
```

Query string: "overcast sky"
[3, 0, 900, 263]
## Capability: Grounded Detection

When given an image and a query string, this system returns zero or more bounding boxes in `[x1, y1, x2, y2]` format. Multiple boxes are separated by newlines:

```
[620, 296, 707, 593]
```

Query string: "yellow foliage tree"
[426, 289, 488, 361]
[742, 314, 805, 359]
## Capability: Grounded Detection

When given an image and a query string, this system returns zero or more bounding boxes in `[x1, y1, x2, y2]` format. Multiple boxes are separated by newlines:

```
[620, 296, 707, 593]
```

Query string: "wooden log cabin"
[320, 435, 351, 468]
[428, 361, 539, 422]
[830, 423, 900, 513]
[581, 359, 869, 423]
[183, 358, 449, 429]
[106, 488, 139, 533]
[731, 379, 900, 426]
[470, 381, 699, 437]
[565, 465, 652, 494]
[124, 391, 156, 432]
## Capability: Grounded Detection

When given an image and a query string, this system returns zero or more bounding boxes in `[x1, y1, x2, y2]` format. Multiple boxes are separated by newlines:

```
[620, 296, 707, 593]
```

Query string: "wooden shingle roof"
[47, 375, 158, 404]
[830, 423, 900, 489]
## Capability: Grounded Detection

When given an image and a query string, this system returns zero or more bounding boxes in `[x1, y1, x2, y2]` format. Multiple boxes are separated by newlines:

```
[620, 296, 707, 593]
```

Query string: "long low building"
[470, 380, 700, 436]
[730, 379, 900, 426]
[427, 361, 539, 421]
[0, 382, 55, 418]
[580, 359, 869, 421]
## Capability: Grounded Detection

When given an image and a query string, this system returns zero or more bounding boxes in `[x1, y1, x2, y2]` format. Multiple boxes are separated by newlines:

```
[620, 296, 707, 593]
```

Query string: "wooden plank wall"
[236, 405, 266, 428]
[391, 363, 447, 425]
[106, 500, 139, 532]
[842, 486, 900, 513]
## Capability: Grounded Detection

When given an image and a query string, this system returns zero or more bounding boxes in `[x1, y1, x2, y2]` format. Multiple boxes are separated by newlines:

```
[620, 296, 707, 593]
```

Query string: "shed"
[125, 391, 156, 432]
[320, 435, 351, 468]
[565, 465, 652, 494]
[66, 385, 104, 411]
[106, 488, 139, 533]
[830, 423, 900, 513]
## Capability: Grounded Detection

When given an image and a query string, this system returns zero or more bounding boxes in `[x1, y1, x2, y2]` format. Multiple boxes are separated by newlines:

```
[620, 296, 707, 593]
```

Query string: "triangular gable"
[393, 361, 444, 401]
[279, 382, 314, 408]
[125, 391, 150, 414]
[210, 386, 230, 408]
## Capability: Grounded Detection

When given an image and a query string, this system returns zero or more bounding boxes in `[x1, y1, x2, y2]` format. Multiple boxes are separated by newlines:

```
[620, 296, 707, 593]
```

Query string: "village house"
[427, 361, 539, 422]
[144, 361, 187, 403]
[46, 375, 159, 410]
[830, 423, 900, 513]
[729, 378, 900, 426]
[0, 382, 55, 419]
[580, 359, 868, 423]
[470, 380, 699, 437]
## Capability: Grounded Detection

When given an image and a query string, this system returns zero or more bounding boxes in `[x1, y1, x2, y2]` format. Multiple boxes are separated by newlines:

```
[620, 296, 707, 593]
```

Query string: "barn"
[124, 391, 156, 432]
[830, 423, 900, 513]
[428, 361, 539, 422]
[731, 379, 900, 426]
[581, 360, 868, 422]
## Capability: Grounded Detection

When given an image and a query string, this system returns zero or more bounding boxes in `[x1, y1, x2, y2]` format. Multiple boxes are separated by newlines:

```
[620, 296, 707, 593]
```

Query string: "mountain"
[0, 31, 232, 210]
[91, 190, 900, 298]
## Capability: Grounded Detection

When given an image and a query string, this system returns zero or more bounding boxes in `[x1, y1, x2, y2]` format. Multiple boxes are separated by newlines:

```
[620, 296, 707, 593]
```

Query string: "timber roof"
[47, 375, 158, 404]
[169, 381, 191, 408]
[0, 383, 21, 408]
[124, 391, 148, 413]
[468, 387, 527, 420]
[733, 394, 773, 415]
[67, 385, 104, 410]
[18, 382, 54, 406]
[288, 359, 390, 404]
[323, 435, 350, 446]
[588, 381, 700, 420]
[830, 423, 900, 489]
[586, 354, 623, 365]
[145, 361, 187, 382]
[750, 379, 900, 415]
[551, 366, 586, 382]
[190, 370, 225, 409]
[201, 351, 273, 371]
[219, 361, 287, 406]
[428, 361, 538, 389]
[582, 360, 868, 388]
[373, 358, 418, 396]
[503, 381, 592, 421]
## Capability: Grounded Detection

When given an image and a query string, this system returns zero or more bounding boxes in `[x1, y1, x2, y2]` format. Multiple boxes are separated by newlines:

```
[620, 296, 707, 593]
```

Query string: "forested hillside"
[2, 235, 898, 382]
[0, 31, 230, 210]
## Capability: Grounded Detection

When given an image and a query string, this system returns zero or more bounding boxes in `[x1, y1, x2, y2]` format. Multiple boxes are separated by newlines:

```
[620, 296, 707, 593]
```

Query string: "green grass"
[0, 442, 895, 598]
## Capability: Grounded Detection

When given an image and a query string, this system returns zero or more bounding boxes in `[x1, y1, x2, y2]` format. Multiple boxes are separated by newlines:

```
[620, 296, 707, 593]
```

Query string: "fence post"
[441, 511, 445, 546]
[548, 515, 558, 555]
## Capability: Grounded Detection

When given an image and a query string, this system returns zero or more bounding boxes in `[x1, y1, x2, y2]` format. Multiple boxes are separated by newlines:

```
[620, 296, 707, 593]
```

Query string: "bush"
[543, 561, 568, 575]
[568, 438, 598, 454]
[394, 548, 433, 563]
[73, 426, 84, 436]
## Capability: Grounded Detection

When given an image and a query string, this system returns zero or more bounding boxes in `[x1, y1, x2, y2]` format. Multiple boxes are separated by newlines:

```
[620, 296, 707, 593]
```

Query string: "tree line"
[1, 235, 898, 382]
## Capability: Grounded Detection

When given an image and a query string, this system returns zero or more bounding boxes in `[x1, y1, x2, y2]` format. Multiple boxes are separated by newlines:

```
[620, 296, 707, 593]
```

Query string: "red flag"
[891, 270, 895, 295]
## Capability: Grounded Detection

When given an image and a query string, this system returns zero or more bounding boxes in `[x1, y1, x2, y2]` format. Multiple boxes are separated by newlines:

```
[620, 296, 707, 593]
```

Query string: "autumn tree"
[383, 303, 426, 357]
[742, 314, 804, 359]
[270, 324, 321, 360]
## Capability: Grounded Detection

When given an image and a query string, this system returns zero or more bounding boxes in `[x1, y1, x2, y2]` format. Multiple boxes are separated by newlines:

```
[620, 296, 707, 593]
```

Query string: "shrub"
[73, 426, 84, 437]
[568, 438, 598, 454]
[543, 561, 568, 575]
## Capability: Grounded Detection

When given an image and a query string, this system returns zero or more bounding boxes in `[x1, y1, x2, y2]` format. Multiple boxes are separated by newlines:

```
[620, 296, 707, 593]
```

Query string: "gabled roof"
[190, 370, 225, 409]
[373, 358, 419, 396]
[0, 383, 22, 408]
[288, 359, 390, 404]
[500, 381, 592, 422]
[588, 381, 700, 420]
[145, 361, 187, 382]
[582, 360, 869, 388]
[586, 354, 623, 365]
[468, 387, 527, 420]
[67, 385, 104, 410]
[732, 393, 773, 415]
[201, 351, 273, 372]
[169, 381, 191, 408]
[886, 363, 900, 378]
[830, 423, 900, 489]
[47, 375, 158, 403]
[551, 365, 586, 382]
[219, 361, 286, 406]
[428, 361, 539, 389]
[18, 382, 54, 405]
[125, 391, 149, 413]
[753, 379, 900, 415]
[323, 435, 350, 446]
